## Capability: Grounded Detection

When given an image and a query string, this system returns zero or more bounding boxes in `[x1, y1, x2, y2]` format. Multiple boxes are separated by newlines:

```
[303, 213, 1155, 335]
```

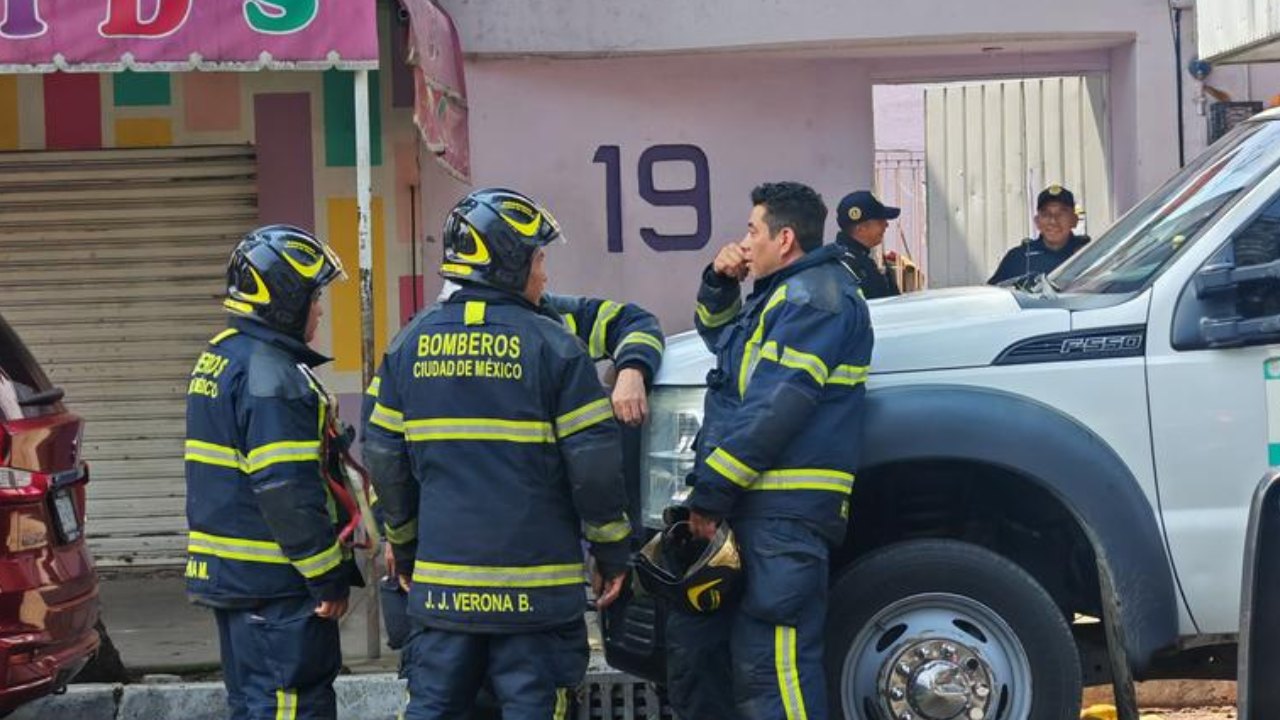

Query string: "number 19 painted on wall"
[593, 144, 712, 253]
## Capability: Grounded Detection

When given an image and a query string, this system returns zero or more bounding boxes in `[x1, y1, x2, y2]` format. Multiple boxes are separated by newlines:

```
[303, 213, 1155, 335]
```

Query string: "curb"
[11, 674, 407, 720]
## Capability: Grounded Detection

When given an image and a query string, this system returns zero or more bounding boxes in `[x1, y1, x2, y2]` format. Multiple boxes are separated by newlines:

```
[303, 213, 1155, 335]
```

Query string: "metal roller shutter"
[0, 145, 258, 566]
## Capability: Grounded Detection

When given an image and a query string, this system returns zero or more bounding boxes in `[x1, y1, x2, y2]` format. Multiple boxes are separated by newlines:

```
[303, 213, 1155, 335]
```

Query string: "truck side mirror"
[1194, 234, 1280, 348]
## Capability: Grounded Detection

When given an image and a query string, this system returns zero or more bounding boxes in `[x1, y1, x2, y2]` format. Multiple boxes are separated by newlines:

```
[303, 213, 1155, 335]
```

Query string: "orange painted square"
[328, 197, 388, 372]
[0, 76, 17, 150]
[184, 74, 241, 132]
[115, 118, 172, 147]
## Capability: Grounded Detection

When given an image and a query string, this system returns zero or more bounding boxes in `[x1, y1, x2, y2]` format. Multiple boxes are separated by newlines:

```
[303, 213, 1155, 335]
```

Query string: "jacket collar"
[834, 235, 872, 256]
[748, 244, 843, 299]
[229, 316, 330, 368]
[448, 283, 559, 322]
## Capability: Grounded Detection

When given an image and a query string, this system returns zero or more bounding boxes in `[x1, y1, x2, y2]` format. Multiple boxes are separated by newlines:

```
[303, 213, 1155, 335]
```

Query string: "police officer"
[834, 190, 901, 299]
[670, 182, 874, 720]
[988, 184, 1091, 284]
[364, 188, 632, 720]
[185, 225, 360, 720]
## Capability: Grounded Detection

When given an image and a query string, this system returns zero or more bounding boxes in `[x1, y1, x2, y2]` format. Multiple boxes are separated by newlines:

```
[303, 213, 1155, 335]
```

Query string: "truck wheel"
[825, 539, 1080, 720]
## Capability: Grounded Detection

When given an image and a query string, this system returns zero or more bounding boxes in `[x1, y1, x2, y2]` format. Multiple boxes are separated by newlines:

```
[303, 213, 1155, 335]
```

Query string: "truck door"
[1147, 180, 1280, 635]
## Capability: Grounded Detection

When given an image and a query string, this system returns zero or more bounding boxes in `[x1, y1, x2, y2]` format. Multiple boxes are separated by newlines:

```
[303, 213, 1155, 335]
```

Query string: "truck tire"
[825, 539, 1081, 720]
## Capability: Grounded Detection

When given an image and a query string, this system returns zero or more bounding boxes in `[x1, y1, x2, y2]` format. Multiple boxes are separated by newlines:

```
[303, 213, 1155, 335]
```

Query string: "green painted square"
[113, 72, 171, 107]
[1267, 358, 1280, 380]
[323, 70, 382, 168]
[1270, 443, 1280, 467]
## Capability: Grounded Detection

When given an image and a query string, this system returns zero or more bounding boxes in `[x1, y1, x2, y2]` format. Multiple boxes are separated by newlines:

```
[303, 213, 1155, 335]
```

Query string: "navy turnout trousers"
[666, 518, 830, 720]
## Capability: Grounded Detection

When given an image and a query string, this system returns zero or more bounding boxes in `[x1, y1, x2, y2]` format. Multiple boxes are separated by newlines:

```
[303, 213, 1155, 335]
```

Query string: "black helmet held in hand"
[440, 188, 563, 294]
[634, 506, 742, 615]
[224, 224, 346, 339]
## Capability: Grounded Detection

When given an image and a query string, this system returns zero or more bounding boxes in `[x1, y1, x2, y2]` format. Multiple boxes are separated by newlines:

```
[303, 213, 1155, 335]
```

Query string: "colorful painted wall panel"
[114, 72, 171, 106]
[184, 74, 242, 132]
[329, 197, 389, 373]
[43, 73, 101, 150]
[0, 76, 18, 150]
[323, 69, 383, 167]
[255, 92, 315, 229]
[114, 117, 172, 147]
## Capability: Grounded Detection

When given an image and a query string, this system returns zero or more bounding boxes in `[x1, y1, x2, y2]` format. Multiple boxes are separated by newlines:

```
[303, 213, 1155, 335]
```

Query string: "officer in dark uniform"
[988, 184, 1091, 285]
[185, 225, 361, 720]
[834, 190, 901, 299]
[669, 182, 874, 720]
[364, 188, 632, 720]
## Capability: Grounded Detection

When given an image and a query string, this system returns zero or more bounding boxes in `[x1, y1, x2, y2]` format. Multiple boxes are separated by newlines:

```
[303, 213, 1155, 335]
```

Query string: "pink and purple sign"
[0, 0, 378, 72]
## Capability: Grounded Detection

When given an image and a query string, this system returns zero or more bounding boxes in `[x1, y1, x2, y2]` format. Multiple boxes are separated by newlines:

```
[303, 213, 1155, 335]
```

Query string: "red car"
[0, 312, 99, 713]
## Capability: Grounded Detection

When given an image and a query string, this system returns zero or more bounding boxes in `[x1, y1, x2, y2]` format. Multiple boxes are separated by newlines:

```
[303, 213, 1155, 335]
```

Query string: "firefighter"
[364, 188, 632, 720]
[363, 289, 664, 652]
[834, 190, 902, 300]
[184, 225, 361, 720]
[671, 182, 874, 720]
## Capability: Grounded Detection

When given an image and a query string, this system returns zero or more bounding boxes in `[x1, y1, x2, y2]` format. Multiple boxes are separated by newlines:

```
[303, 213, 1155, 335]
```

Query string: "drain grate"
[577, 671, 676, 719]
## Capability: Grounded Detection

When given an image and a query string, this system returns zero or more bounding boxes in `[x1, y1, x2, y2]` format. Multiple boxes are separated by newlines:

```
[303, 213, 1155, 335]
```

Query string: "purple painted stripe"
[254, 93, 314, 228]
[390, 22, 414, 108]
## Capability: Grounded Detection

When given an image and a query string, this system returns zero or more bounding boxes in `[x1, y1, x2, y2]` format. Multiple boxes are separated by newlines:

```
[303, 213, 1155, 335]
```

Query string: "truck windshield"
[1053, 118, 1280, 294]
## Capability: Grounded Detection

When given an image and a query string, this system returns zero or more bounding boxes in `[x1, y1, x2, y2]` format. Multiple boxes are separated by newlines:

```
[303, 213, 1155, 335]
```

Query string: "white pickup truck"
[603, 107, 1280, 720]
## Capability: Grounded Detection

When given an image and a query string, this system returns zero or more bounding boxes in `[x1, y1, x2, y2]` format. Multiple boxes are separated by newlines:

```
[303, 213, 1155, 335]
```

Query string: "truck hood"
[653, 286, 1070, 386]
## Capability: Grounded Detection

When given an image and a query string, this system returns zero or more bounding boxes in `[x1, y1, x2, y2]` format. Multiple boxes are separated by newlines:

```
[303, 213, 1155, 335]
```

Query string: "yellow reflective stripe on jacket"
[555, 398, 613, 438]
[696, 298, 742, 328]
[589, 301, 623, 358]
[706, 447, 758, 488]
[750, 468, 855, 494]
[776, 625, 809, 720]
[210, 328, 239, 345]
[244, 441, 321, 474]
[738, 285, 789, 396]
[385, 518, 418, 545]
[829, 364, 870, 387]
[292, 540, 343, 579]
[275, 689, 298, 720]
[403, 418, 555, 443]
[370, 403, 405, 433]
[561, 313, 578, 335]
[184, 439, 244, 471]
[618, 331, 664, 353]
[365, 376, 381, 397]
[187, 531, 289, 564]
[759, 342, 830, 386]
[412, 560, 585, 588]
[584, 516, 631, 544]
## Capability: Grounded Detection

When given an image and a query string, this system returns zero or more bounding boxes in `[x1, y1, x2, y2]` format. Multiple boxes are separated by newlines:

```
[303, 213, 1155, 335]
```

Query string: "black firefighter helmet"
[440, 188, 562, 294]
[224, 224, 346, 339]
[634, 506, 742, 614]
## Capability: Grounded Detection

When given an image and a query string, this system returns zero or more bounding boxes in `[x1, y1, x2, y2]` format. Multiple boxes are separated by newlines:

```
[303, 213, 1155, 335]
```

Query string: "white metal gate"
[924, 75, 1113, 287]
[0, 145, 257, 566]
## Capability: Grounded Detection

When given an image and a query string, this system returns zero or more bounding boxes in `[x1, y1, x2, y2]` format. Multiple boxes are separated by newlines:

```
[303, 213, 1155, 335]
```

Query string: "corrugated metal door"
[1199, 0, 1280, 63]
[925, 76, 1112, 287]
[0, 145, 257, 566]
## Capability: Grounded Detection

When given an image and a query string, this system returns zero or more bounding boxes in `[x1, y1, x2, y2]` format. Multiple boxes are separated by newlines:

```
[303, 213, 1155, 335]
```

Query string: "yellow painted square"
[328, 197, 388, 372]
[0, 76, 18, 151]
[114, 117, 172, 147]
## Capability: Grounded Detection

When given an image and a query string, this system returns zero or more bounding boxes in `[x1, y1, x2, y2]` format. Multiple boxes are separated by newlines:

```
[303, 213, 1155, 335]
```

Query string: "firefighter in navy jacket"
[364, 188, 631, 720]
[185, 225, 359, 720]
[362, 289, 664, 652]
[669, 182, 874, 720]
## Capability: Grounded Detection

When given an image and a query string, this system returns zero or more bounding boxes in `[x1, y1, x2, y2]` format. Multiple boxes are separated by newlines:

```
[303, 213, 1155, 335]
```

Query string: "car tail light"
[0, 466, 86, 501]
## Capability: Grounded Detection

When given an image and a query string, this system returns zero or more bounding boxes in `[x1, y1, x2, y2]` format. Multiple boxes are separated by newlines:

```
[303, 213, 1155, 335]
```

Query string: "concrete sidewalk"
[93, 568, 400, 676]
[13, 569, 622, 719]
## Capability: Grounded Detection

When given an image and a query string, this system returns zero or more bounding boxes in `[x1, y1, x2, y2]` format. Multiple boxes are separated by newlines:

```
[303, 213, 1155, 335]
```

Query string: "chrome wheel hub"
[881, 639, 994, 720]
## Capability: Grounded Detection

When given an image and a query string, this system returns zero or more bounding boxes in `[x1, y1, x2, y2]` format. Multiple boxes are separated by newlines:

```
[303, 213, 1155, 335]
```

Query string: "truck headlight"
[639, 386, 706, 529]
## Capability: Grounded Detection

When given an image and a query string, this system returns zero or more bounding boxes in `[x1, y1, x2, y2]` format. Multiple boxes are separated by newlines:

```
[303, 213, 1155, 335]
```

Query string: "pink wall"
[436, 54, 874, 335]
